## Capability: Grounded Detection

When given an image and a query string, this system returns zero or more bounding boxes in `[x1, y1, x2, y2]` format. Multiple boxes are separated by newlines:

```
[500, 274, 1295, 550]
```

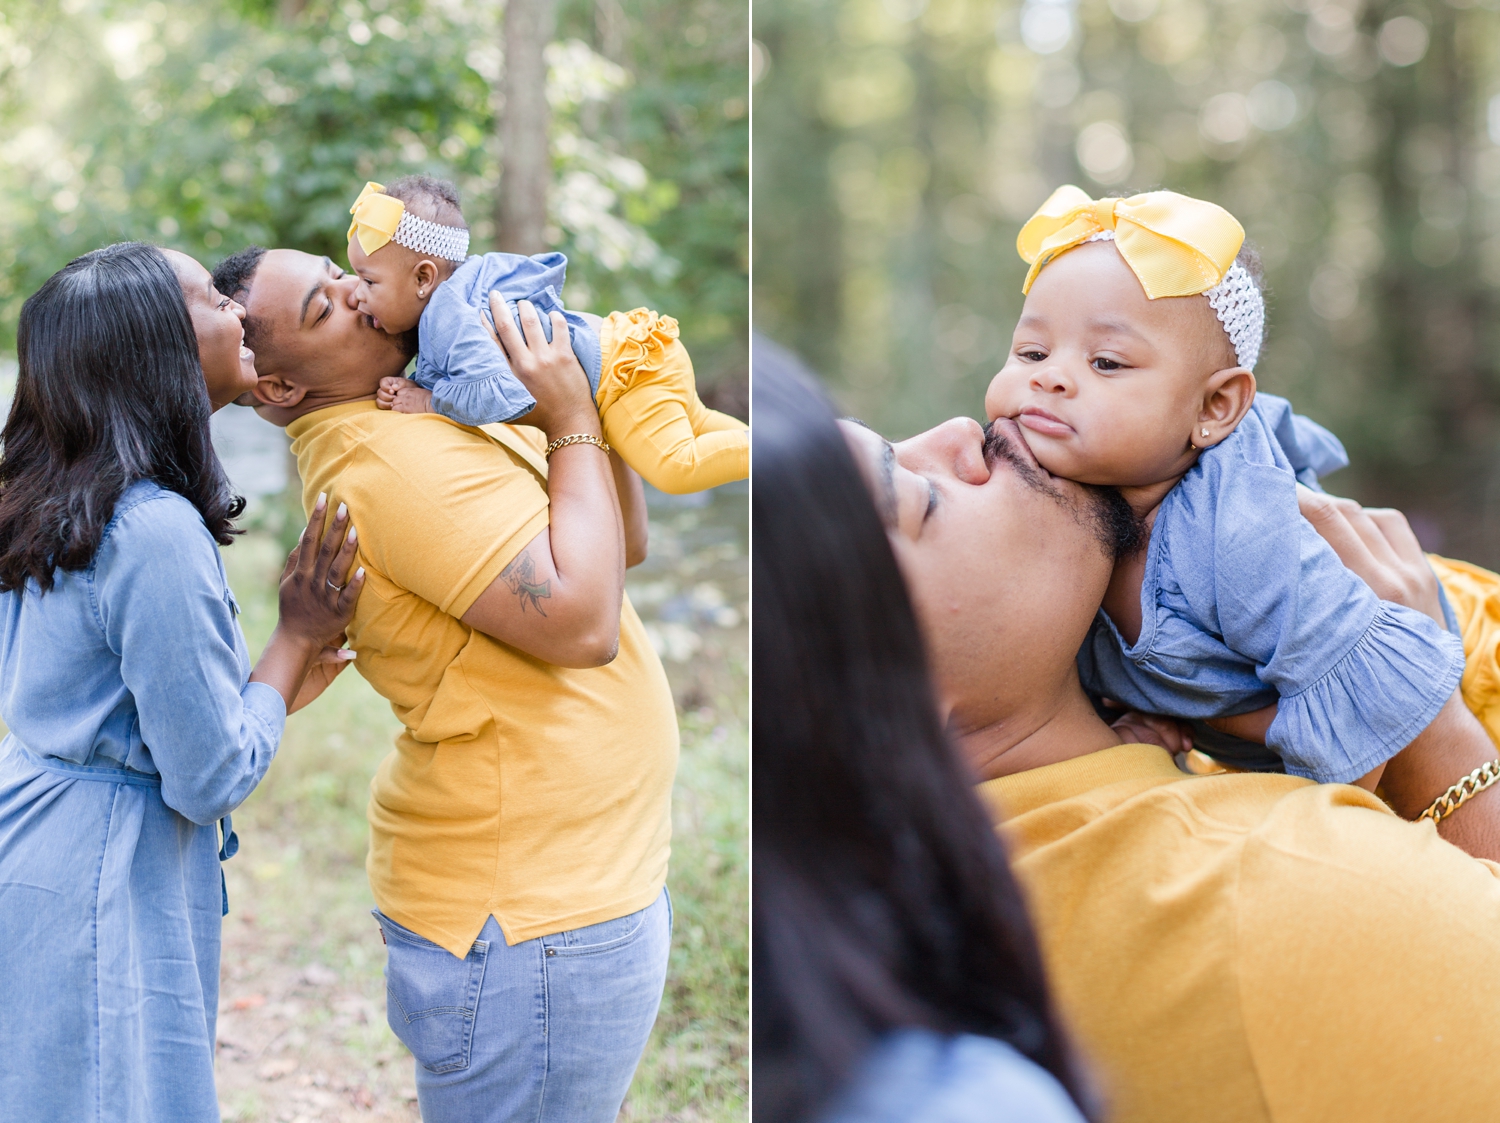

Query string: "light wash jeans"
[374, 888, 672, 1123]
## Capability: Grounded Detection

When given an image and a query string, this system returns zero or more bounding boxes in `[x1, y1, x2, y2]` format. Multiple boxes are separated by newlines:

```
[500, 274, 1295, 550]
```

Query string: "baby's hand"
[376, 376, 406, 410]
[376, 377, 434, 415]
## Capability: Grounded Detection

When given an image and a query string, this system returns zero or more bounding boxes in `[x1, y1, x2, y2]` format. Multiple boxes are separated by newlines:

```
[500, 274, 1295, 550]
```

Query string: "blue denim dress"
[0, 481, 285, 1121]
[819, 1030, 1088, 1123]
[413, 251, 603, 427]
[1078, 393, 1466, 783]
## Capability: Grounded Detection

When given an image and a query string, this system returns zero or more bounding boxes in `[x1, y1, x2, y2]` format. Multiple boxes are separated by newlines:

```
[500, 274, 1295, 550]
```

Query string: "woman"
[0, 243, 364, 1120]
[752, 341, 1095, 1123]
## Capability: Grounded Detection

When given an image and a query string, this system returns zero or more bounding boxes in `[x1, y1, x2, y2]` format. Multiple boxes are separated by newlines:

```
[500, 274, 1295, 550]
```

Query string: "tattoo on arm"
[500, 548, 551, 616]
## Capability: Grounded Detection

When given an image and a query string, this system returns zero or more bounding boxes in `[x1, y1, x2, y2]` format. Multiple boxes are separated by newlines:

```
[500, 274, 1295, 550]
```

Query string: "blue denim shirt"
[819, 1030, 1088, 1123]
[0, 480, 285, 1120]
[1078, 393, 1465, 784]
[413, 251, 603, 427]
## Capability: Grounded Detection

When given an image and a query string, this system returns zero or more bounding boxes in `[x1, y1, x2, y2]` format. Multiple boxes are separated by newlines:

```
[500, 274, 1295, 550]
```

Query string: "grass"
[211, 487, 747, 1122]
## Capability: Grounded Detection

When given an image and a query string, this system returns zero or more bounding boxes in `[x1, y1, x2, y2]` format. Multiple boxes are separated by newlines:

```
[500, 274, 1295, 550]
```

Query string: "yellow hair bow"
[347, 181, 407, 257]
[1017, 185, 1245, 299]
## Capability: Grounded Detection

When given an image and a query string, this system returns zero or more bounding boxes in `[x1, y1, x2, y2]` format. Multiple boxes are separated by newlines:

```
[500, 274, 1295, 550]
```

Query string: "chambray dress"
[412, 251, 603, 427]
[0, 481, 285, 1122]
[1079, 393, 1466, 784]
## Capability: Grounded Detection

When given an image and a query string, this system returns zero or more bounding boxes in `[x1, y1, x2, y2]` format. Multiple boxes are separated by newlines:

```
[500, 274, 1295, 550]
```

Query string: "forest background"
[0, 1, 748, 1121]
[755, 0, 1500, 567]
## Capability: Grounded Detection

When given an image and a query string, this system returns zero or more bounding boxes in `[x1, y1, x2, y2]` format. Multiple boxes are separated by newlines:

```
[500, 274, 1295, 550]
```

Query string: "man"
[213, 246, 678, 1123]
[838, 411, 1500, 1122]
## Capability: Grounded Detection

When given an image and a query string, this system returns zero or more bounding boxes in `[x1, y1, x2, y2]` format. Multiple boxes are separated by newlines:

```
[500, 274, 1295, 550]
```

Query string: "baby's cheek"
[982, 368, 1013, 420]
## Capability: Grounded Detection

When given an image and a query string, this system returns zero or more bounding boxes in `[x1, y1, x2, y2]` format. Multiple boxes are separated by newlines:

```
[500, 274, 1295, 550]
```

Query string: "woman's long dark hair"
[0, 243, 243, 592]
[752, 341, 1094, 1122]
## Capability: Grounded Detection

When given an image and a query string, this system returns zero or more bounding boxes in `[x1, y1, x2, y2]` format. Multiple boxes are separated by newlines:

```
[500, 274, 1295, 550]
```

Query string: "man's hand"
[1296, 485, 1446, 626]
[483, 296, 598, 439]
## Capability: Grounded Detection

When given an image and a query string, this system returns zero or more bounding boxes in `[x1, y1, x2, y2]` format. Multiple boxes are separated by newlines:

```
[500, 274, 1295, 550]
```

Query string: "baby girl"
[985, 185, 1465, 787]
[344, 175, 748, 494]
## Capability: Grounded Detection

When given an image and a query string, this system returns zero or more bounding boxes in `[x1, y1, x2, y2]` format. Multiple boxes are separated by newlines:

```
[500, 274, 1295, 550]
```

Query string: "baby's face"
[347, 236, 426, 335]
[985, 240, 1237, 488]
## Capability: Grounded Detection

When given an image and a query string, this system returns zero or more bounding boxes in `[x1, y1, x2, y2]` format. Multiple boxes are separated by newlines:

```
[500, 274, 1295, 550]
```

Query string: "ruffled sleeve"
[1268, 601, 1465, 781]
[1166, 404, 1464, 783]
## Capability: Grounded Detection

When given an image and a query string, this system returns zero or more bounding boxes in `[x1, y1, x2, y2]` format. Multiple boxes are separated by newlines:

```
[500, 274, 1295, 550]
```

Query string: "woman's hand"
[275, 494, 364, 648]
[249, 494, 366, 711]
[483, 295, 599, 440]
[1296, 485, 1446, 626]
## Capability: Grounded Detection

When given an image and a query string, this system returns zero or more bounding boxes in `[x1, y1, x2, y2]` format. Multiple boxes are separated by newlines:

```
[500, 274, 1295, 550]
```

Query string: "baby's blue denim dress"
[1078, 393, 1465, 783]
[0, 482, 285, 1121]
[413, 251, 603, 427]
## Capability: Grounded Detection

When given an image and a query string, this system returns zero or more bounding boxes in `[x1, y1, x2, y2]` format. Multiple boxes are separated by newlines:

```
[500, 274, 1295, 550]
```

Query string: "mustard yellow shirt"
[287, 402, 678, 955]
[977, 745, 1500, 1122]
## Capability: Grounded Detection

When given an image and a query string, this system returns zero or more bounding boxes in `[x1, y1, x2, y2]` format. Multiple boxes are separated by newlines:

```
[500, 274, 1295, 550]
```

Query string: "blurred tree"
[500, 0, 556, 252]
[0, 0, 745, 394]
[754, 0, 1500, 564]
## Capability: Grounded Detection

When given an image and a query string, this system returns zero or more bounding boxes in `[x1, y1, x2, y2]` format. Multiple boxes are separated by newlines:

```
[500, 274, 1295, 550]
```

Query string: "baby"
[984, 185, 1465, 786]
[345, 175, 748, 494]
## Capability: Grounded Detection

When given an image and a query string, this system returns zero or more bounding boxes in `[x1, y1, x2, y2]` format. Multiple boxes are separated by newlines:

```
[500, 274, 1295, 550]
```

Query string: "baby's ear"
[1198, 367, 1256, 446]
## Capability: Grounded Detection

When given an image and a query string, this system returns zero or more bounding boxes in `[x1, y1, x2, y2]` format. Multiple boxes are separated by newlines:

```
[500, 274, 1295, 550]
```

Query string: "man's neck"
[953, 678, 1122, 782]
[257, 383, 380, 429]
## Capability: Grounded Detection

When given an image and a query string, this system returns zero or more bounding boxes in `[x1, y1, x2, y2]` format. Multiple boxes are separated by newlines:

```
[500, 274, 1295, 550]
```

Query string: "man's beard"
[982, 420, 1145, 561]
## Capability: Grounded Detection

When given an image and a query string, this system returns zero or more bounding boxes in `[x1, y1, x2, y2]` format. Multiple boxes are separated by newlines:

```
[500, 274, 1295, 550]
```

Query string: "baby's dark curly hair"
[383, 175, 467, 229]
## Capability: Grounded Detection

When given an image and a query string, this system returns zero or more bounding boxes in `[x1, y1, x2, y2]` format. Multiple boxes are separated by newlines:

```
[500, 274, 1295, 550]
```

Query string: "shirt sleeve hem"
[442, 507, 551, 620]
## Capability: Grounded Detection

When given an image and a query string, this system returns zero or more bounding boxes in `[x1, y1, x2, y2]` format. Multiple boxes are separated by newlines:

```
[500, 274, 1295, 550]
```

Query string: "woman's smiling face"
[164, 249, 257, 410]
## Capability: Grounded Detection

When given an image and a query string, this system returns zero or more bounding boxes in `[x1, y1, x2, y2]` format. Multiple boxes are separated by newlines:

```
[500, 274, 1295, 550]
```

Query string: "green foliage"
[754, 0, 1500, 564]
[0, 0, 746, 384]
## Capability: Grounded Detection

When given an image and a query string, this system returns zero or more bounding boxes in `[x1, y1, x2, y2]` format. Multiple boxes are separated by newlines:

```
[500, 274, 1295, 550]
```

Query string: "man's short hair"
[383, 175, 467, 229]
[212, 245, 268, 354]
[212, 245, 266, 303]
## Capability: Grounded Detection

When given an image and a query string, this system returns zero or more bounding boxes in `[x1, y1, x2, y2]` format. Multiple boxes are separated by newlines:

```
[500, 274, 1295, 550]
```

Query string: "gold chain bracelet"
[1418, 759, 1500, 824]
[544, 433, 611, 458]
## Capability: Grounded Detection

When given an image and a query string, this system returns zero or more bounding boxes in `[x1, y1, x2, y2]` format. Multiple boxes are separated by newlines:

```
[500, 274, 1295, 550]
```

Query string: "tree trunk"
[498, 0, 558, 254]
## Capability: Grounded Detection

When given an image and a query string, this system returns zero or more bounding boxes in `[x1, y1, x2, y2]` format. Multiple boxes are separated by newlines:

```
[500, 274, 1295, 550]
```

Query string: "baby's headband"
[1017, 185, 1263, 370]
[348, 181, 470, 263]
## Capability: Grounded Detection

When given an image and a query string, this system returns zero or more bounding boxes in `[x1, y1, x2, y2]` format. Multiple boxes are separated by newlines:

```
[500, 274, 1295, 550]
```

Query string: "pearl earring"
[1201, 428, 1210, 438]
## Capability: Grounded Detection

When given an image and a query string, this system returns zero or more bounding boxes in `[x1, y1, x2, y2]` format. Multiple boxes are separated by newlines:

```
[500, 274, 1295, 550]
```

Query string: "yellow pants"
[1432, 554, 1500, 748]
[595, 309, 748, 495]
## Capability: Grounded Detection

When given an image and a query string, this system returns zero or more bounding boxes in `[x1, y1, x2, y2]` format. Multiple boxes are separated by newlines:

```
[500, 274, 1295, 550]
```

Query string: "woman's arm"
[460, 297, 627, 667]
[99, 495, 356, 825]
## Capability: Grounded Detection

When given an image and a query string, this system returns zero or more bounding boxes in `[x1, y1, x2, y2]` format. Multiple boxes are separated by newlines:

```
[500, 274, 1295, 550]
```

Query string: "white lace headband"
[1085, 230, 1263, 369]
[392, 211, 470, 263]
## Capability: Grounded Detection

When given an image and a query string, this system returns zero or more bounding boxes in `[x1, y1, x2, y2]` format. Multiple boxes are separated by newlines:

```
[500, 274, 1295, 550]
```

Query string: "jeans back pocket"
[374, 910, 489, 1074]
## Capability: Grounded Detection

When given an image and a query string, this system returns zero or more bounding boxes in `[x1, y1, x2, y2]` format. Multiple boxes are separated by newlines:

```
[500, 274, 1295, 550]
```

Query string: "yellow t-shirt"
[287, 401, 679, 955]
[977, 745, 1500, 1123]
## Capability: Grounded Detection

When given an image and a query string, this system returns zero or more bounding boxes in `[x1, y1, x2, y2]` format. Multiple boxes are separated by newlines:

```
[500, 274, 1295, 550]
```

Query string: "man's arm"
[612, 451, 648, 568]
[459, 297, 626, 668]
